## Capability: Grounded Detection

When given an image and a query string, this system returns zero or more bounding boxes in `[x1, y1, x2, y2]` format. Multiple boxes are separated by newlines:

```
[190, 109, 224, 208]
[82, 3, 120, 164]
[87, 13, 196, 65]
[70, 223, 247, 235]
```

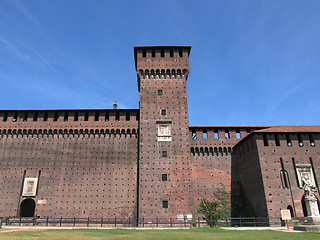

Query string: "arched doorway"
[20, 198, 35, 217]
[287, 205, 294, 217]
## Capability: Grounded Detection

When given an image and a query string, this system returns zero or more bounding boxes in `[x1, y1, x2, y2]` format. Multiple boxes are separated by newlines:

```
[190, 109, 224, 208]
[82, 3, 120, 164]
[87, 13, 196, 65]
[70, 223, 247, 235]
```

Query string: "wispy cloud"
[0, 36, 29, 61]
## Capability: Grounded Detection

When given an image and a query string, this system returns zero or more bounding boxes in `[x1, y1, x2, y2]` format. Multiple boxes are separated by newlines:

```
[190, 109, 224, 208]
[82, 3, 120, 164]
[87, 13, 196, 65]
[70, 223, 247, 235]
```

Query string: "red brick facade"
[0, 46, 319, 220]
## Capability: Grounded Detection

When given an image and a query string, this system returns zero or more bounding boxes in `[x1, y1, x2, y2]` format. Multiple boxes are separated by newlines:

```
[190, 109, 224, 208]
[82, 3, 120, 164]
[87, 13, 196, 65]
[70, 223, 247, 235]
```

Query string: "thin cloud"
[0, 36, 29, 61]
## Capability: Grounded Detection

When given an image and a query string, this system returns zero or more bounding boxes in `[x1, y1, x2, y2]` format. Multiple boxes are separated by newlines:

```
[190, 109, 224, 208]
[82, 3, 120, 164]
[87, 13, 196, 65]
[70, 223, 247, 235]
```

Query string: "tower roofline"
[134, 46, 191, 70]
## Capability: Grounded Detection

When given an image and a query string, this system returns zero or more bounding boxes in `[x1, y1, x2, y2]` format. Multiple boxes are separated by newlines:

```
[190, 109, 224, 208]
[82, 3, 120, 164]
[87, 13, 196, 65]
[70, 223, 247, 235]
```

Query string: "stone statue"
[302, 176, 316, 200]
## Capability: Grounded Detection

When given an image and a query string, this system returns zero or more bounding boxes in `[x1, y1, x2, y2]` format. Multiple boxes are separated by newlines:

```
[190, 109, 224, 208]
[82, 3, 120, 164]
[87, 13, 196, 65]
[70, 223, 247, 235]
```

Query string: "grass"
[0, 228, 319, 240]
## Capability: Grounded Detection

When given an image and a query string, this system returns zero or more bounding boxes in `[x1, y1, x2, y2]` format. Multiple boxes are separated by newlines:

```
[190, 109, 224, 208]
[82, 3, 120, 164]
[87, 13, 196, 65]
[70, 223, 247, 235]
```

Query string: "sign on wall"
[22, 178, 38, 197]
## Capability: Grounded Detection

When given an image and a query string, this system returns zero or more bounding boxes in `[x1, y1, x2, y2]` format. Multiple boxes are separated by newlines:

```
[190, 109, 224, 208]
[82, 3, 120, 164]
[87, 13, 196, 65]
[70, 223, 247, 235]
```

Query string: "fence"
[0, 216, 283, 228]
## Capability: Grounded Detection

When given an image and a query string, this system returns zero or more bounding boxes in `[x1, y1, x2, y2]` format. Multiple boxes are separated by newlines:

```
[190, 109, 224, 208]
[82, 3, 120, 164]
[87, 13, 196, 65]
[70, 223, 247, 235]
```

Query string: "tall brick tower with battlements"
[135, 46, 193, 219]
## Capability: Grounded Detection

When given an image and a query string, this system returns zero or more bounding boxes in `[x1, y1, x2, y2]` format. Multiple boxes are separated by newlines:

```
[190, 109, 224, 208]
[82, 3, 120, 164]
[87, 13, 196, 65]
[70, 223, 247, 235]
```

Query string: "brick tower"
[135, 46, 193, 219]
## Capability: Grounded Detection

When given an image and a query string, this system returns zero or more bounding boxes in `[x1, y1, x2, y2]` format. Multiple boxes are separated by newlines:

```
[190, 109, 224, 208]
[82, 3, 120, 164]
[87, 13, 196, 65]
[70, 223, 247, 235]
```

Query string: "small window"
[115, 111, 119, 121]
[53, 112, 58, 122]
[158, 89, 163, 96]
[43, 112, 48, 121]
[275, 134, 280, 146]
[162, 174, 168, 181]
[152, 49, 155, 57]
[286, 134, 292, 147]
[170, 49, 173, 57]
[161, 109, 166, 116]
[64, 112, 68, 121]
[236, 130, 241, 139]
[84, 111, 89, 121]
[225, 130, 230, 139]
[142, 50, 146, 58]
[161, 150, 168, 158]
[162, 200, 168, 209]
[214, 130, 219, 139]
[105, 112, 109, 121]
[247, 129, 251, 135]
[94, 111, 99, 121]
[2, 112, 8, 122]
[263, 134, 269, 146]
[32, 112, 38, 121]
[161, 49, 164, 57]
[74, 112, 79, 121]
[126, 111, 130, 121]
[203, 130, 208, 139]
[13, 111, 18, 122]
[179, 49, 183, 57]
[192, 130, 197, 139]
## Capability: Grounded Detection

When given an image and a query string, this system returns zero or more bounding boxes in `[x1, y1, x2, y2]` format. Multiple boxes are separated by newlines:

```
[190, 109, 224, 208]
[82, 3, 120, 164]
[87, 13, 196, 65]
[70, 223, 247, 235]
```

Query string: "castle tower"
[135, 46, 193, 219]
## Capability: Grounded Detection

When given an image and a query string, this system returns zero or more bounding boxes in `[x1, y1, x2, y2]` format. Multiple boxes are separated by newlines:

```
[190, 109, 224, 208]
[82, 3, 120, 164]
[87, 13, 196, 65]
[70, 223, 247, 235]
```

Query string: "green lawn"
[0, 228, 319, 240]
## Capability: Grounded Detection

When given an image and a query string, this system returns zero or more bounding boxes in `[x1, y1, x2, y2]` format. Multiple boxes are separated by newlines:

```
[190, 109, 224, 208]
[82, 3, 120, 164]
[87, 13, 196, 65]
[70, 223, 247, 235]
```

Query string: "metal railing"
[0, 216, 282, 228]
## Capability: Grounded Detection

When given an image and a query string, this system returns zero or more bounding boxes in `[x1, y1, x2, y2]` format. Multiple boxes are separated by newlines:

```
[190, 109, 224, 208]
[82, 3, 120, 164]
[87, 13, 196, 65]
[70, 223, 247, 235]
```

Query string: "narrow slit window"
[23, 112, 28, 122]
[105, 112, 109, 121]
[43, 112, 48, 122]
[161, 49, 164, 57]
[3, 112, 8, 122]
[170, 49, 173, 57]
[126, 111, 130, 121]
[74, 112, 79, 121]
[286, 134, 292, 147]
[263, 134, 269, 146]
[84, 111, 89, 121]
[115, 111, 119, 121]
[94, 111, 99, 121]
[192, 130, 197, 139]
[142, 50, 146, 58]
[33, 112, 38, 121]
[298, 134, 304, 147]
[152, 49, 155, 57]
[179, 49, 183, 57]
[13, 112, 18, 122]
[280, 158, 289, 189]
[64, 112, 68, 121]
[275, 134, 280, 146]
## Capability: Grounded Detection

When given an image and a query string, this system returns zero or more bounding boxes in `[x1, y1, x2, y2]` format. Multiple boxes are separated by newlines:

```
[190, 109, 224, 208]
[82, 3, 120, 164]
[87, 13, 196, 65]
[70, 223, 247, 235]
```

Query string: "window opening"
[115, 111, 119, 121]
[152, 49, 155, 57]
[161, 109, 166, 116]
[275, 134, 280, 146]
[13, 111, 18, 122]
[142, 50, 146, 58]
[192, 130, 197, 139]
[23, 112, 28, 122]
[263, 134, 269, 146]
[158, 89, 163, 96]
[203, 130, 208, 139]
[280, 158, 289, 189]
[225, 130, 230, 139]
[3, 112, 8, 122]
[126, 111, 130, 121]
[64, 112, 68, 121]
[236, 130, 241, 139]
[298, 134, 303, 147]
[286, 134, 292, 147]
[74, 112, 79, 121]
[161, 49, 164, 57]
[247, 129, 250, 135]
[162, 200, 168, 209]
[162, 174, 168, 181]
[94, 111, 99, 121]
[214, 130, 219, 139]
[309, 134, 315, 147]
[43, 112, 48, 121]
[105, 112, 109, 121]
[170, 49, 173, 57]
[54, 112, 58, 121]
[84, 111, 89, 121]
[161, 151, 168, 158]
[179, 49, 183, 57]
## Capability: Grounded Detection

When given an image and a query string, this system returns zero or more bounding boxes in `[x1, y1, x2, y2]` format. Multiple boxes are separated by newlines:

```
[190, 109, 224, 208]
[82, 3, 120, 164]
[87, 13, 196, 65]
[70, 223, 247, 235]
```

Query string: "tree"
[197, 184, 231, 227]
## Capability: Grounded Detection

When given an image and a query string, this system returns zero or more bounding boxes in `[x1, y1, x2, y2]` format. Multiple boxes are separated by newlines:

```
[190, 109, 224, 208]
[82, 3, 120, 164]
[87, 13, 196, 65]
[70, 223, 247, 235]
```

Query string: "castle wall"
[0, 109, 139, 218]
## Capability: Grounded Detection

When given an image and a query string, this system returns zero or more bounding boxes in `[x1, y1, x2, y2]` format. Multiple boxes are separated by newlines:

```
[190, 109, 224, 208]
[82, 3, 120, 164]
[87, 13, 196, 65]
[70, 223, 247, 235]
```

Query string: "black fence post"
[87, 217, 89, 227]
[32, 217, 35, 226]
[5, 217, 8, 225]
[184, 216, 186, 228]
[129, 217, 131, 227]
[239, 216, 242, 227]
[142, 217, 144, 227]
[170, 217, 172, 227]
[73, 217, 76, 227]
[19, 216, 21, 226]
[60, 217, 62, 227]
[198, 217, 200, 228]
[254, 217, 256, 227]
[101, 217, 103, 227]
[46, 217, 49, 226]
[115, 217, 117, 227]
[156, 217, 158, 227]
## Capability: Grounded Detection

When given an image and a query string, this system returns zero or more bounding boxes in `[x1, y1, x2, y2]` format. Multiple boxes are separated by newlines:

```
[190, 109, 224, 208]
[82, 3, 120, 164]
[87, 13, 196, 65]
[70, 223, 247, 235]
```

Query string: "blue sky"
[0, 0, 319, 126]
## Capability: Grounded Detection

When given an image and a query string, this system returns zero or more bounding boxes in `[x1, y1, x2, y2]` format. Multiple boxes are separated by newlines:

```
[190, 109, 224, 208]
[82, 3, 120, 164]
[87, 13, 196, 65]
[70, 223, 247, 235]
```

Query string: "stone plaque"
[22, 178, 38, 197]
[296, 165, 315, 188]
[37, 199, 47, 205]
[157, 124, 172, 142]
